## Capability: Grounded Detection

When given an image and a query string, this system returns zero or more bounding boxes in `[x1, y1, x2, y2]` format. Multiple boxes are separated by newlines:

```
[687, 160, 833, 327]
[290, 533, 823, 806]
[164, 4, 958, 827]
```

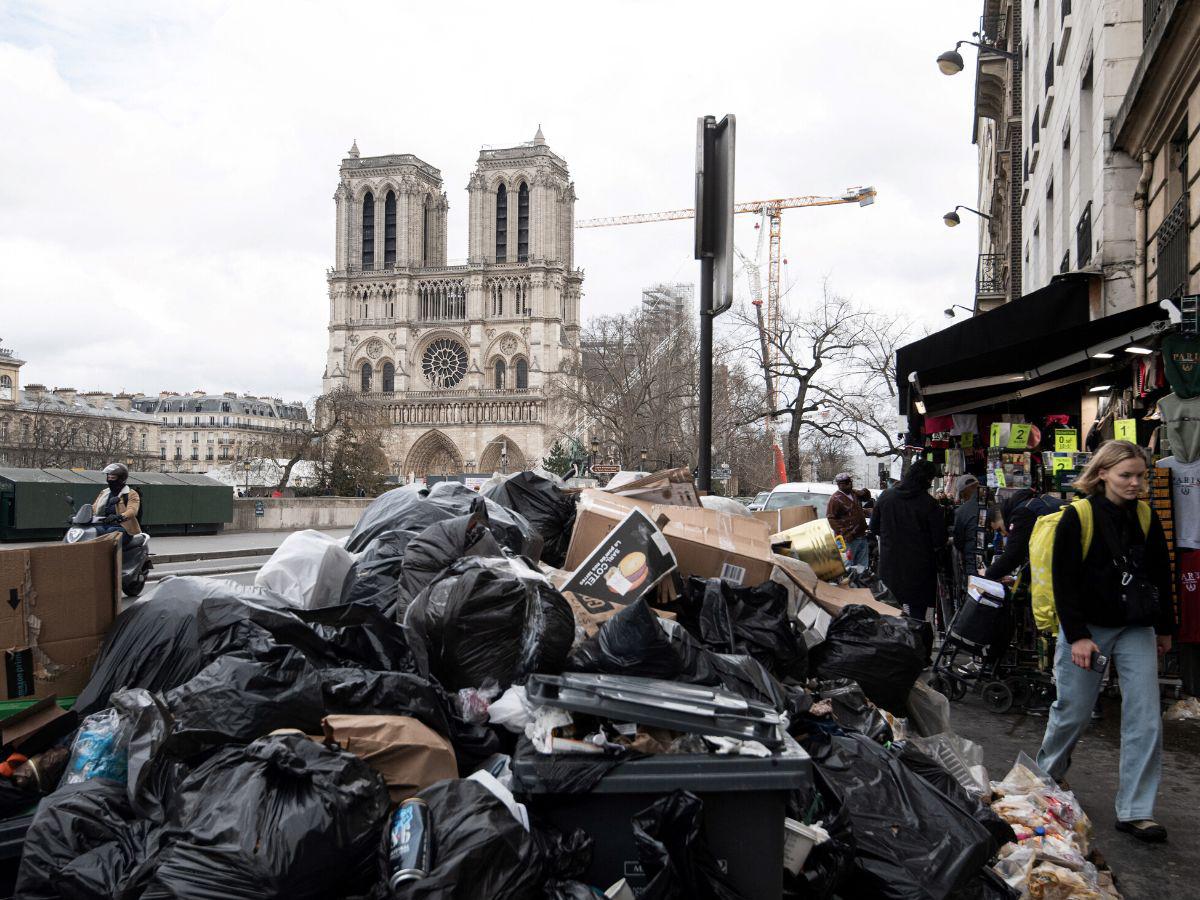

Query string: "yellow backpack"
[1028, 497, 1152, 632]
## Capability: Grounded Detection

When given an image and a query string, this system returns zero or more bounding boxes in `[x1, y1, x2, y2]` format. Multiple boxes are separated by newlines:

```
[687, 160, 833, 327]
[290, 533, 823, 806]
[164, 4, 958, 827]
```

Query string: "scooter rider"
[91, 463, 141, 549]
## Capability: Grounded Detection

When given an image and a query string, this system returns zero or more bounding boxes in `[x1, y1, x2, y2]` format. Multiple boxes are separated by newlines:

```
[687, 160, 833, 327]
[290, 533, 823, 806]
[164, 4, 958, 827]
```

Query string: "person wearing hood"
[869, 460, 945, 620]
[91, 463, 141, 549]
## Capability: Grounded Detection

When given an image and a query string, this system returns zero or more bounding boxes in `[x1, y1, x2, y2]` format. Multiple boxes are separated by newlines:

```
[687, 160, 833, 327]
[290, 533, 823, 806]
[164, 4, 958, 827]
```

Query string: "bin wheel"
[982, 681, 1014, 714]
[124, 576, 146, 598]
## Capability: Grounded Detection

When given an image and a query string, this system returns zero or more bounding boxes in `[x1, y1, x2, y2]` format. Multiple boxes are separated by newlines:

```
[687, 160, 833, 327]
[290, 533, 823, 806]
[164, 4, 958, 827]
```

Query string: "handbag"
[1097, 509, 1160, 623]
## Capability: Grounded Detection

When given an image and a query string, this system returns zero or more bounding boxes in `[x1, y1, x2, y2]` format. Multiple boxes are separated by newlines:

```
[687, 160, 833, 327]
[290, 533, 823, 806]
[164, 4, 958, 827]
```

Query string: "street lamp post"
[942, 205, 992, 228]
[640, 448, 648, 470]
[936, 40, 1018, 76]
[242, 460, 252, 497]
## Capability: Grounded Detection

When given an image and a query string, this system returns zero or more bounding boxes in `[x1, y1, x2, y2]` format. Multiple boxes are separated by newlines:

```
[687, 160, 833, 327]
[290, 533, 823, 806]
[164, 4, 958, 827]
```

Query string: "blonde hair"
[1073, 440, 1148, 495]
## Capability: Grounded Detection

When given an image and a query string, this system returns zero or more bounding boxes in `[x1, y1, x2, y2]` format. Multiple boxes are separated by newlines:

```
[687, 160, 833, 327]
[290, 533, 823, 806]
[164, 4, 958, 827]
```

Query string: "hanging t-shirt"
[1158, 393, 1200, 465]
[1176, 548, 1200, 643]
[1160, 456, 1200, 550]
[1162, 333, 1200, 399]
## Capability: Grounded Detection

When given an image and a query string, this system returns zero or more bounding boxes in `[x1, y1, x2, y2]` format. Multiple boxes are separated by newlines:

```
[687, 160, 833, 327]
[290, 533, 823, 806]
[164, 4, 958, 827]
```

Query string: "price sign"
[1051, 455, 1074, 473]
[1007, 423, 1032, 449]
[995, 470, 1007, 488]
[961, 432, 975, 450]
[1054, 429, 1078, 453]
[1114, 419, 1138, 443]
[990, 423, 1003, 447]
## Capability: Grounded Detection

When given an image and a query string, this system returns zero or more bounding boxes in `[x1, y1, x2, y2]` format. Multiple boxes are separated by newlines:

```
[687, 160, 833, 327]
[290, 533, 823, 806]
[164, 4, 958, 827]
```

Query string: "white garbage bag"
[254, 529, 355, 610]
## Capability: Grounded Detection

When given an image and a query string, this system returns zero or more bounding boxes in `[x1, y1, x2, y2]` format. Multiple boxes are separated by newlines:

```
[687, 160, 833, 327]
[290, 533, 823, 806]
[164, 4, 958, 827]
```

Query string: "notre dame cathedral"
[322, 128, 584, 480]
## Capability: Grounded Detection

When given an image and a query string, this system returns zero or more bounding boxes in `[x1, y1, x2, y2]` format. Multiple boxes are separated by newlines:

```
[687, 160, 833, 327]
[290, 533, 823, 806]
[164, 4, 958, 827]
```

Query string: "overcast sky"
[0, 0, 984, 403]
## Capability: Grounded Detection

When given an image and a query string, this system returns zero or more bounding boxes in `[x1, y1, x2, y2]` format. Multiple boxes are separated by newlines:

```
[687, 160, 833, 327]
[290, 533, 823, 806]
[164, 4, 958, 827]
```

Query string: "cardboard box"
[0, 536, 120, 700]
[770, 554, 900, 618]
[561, 507, 677, 612]
[0, 695, 77, 755]
[566, 490, 775, 589]
[752, 506, 818, 533]
[606, 467, 701, 507]
[564, 592, 676, 637]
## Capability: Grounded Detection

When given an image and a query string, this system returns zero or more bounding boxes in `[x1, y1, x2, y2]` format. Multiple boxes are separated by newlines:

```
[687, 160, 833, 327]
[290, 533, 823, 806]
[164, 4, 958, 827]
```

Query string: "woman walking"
[1036, 440, 1174, 842]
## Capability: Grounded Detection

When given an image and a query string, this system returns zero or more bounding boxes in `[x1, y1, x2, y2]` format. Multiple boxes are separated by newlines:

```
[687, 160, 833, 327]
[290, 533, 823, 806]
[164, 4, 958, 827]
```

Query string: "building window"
[0, 375, 10, 401]
[495, 184, 508, 262]
[384, 191, 397, 266]
[361, 192, 375, 270]
[494, 360, 506, 390]
[517, 182, 530, 262]
[422, 195, 432, 267]
[193, 431, 199, 443]
[492, 282, 504, 316]
[223, 416, 230, 425]
[193, 416, 200, 426]
[361, 361, 373, 393]
[515, 358, 528, 390]
[382, 362, 395, 393]
[140, 433, 147, 450]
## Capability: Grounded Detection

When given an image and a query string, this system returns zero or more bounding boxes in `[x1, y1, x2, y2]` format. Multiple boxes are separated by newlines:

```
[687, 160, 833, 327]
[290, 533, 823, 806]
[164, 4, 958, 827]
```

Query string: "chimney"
[224, 391, 237, 399]
[112, 393, 133, 411]
[191, 390, 206, 397]
[53, 387, 77, 404]
[159, 391, 174, 399]
[24, 383, 46, 400]
[81, 391, 111, 408]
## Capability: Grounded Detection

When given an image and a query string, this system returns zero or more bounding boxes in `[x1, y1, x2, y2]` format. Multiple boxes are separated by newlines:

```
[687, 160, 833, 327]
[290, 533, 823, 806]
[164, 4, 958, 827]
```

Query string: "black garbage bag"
[75, 591, 209, 718]
[809, 679, 893, 744]
[405, 556, 575, 691]
[808, 605, 929, 715]
[565, 601, 788, 710]
[802, 731, 992, 900]
[785, 780, 856, 900]
[348, 480, 542, 559]
[339, 529, 411, 612]
[392, 777, 546, 899]
[398, 505, 506, 604]
[151, 733, 388, 899]
[632, 790, 746, 900]
[691, 577, 807, 680]
[895, 742, 1014, 855]
[484, 471, 577, 568]
[16, 778, 159, 900]
[165, 648, 325, 754]
[196, 589, 420, 673]
[531, 820, 593, 884]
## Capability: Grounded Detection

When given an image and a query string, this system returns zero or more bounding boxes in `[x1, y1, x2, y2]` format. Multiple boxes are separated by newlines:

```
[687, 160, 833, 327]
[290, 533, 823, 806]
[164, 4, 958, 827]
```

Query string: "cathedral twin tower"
[323, 129, 583, 480]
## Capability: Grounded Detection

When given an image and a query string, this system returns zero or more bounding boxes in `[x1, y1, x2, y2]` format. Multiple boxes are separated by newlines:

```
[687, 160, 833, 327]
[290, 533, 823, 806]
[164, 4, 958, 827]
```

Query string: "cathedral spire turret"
[348, 139, 360, 158]
[533, 125, 546, 145]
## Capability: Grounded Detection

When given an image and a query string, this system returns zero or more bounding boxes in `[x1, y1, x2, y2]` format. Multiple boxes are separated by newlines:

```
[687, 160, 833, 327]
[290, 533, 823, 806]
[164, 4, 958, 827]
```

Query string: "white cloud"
[0, 0, 984, 402]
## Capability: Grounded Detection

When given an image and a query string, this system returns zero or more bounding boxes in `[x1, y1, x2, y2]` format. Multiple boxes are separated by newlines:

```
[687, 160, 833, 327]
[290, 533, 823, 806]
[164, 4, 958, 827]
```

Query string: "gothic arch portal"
[404, 429, 464, 479]
[479, 435, 527, 474]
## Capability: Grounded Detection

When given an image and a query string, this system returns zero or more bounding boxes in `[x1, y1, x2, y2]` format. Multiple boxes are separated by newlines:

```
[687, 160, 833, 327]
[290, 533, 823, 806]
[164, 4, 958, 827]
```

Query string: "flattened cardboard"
[770, 554, 899, 618]
[0, 695, 77, 755]
[752, 506, 817, 533]
[562, 507, 676, 613]
[606, 467, 701, 507]
[322, 714, 457, 803]
[0, 537, 120, 700]
[564, 592, 676, 637]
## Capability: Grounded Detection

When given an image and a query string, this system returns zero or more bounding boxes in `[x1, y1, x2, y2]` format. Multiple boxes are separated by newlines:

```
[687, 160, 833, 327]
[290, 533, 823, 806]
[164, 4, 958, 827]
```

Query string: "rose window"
[421, 338, 468, 388]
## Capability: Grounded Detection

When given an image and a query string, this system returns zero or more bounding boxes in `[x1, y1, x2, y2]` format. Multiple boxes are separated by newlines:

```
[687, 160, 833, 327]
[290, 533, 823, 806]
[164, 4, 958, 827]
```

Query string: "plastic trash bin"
[512, 751, 810, 899]
[0, 810, 35, 899]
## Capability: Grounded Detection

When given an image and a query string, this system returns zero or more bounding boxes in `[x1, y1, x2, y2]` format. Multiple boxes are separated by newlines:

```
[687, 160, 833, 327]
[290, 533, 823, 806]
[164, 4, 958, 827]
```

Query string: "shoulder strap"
[1136, 500, 1152, 538]
[1073, 498, 1094, 558]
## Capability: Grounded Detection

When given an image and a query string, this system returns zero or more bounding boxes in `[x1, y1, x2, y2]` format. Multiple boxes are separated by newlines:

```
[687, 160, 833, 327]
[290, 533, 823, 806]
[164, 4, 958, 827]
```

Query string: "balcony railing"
[979, 13, 1007, 50]
[1076, 201, 1093, 267]
[362, 387, 538, 402]
[0, 348, 13, 359]
[976, 253, 1007, 297]
[1157, 193, 1190, 300]
[1144, 0, 1165, 40]
[1045, 47, 1055, 91]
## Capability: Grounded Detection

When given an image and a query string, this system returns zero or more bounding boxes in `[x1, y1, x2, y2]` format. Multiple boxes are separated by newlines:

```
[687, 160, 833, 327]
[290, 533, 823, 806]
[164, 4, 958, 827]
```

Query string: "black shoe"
[1091, 707, 1104, 722]
[1116, 819, 1167, 843]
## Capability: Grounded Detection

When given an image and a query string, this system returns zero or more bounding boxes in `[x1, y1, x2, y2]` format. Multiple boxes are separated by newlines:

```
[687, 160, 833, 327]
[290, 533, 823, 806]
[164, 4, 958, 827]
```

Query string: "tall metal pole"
[698, 256, 714, 492]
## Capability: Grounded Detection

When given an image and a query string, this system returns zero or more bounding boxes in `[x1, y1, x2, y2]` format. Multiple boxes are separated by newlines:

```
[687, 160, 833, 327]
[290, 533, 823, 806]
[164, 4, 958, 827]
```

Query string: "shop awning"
[897, 277, 1174, 415]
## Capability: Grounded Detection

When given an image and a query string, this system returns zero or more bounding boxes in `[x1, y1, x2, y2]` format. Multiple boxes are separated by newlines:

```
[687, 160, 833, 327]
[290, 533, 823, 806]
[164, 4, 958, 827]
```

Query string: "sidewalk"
[5, 527, 353, 563]
[950, 694, 1200, 900]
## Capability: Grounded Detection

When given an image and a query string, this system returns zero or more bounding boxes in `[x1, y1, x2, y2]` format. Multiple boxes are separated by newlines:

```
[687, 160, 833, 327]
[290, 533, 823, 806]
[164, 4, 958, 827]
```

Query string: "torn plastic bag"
[151, 732, 388, 900]
[254, 529, 355, 611]
[803, 731, 992, 900]
[565, 600, 788, 710]
[906, 678, 953, 738]
[895, 742, 1014, 857]
[112, 689, 185, 824]
[347, 480, 542, 559]
[196, 589, 420, 673]
[15, 778, 158, 900]
[165, 648, 325, 754]
[785, 779, 856, 900]
[62, 708, 132, 786]
[405, 556, 575, 691]
[484, 470, 577, 568]
[74, 589, 209, 718]
[810, 679, 893, 744]
[691, 577, 807, 680]
[808, 605, 930, 715]
[389, 776, 547, 899]
[633, 790, 746, 900]
[397, 505, 506, 604]
[338, 530, 409, 613]
[531, 819, 594, 884]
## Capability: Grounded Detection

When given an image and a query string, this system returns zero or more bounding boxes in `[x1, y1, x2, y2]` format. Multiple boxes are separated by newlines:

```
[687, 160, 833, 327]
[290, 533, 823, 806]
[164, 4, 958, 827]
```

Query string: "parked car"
[746, 491, 771, 511]
[762, 482, 838, 518]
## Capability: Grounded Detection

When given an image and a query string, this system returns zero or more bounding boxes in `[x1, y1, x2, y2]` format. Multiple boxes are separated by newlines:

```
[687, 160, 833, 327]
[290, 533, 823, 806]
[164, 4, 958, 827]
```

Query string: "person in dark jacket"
[952, 474, 981, 572]
[982, 488, 1044, 582]
[1036, 441, 1174, 843]
[869, 460, 945, 621]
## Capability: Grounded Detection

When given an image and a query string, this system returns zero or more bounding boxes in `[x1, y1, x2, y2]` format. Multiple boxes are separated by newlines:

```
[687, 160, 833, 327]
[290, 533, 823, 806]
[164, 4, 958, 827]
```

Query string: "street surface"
[949, 692, 1200, 900]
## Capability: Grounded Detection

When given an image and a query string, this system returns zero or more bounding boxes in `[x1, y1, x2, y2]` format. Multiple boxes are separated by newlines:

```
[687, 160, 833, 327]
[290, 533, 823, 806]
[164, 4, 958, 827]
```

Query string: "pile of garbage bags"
[0, 470, 1116, 899]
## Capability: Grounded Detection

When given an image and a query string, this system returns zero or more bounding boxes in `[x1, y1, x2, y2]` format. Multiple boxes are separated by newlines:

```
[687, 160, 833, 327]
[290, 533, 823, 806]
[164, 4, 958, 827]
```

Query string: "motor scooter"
[64, 496, 153, 597]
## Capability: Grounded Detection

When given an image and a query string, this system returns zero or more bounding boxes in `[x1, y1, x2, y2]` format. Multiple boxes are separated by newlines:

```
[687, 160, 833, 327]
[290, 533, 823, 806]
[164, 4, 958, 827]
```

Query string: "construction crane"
[575, 187, 877, 484]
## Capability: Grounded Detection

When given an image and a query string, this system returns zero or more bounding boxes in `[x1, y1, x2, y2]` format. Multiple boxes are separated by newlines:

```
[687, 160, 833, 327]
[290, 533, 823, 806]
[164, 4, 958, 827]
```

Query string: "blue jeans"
[1036, 625, 1162, 821]
[95, 524, 132, 550]
[848, 536, 870, 569]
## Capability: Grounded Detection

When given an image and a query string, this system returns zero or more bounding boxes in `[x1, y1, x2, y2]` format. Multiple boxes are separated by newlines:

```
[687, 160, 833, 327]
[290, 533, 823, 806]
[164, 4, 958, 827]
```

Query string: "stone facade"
[132, 391, 310, 474]
[322, 130, 584, 480]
